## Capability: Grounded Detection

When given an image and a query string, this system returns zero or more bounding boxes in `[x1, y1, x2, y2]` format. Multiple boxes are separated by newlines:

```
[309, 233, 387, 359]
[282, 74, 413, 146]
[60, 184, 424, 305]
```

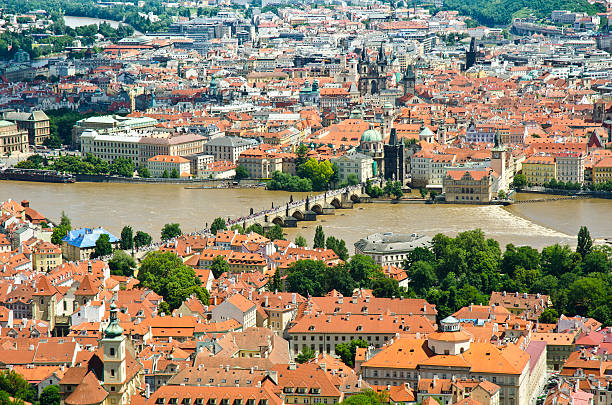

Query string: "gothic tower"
[401, 65, 416, 95]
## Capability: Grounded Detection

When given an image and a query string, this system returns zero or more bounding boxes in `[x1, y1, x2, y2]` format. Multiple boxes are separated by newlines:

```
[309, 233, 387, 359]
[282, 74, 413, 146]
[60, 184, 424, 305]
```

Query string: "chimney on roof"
[292, 293, 296, 305]
[433, 375, 438, 386]
[88, 261, 92, 274]
[503, 291, 506, 296]
[469, 304, 473, 311]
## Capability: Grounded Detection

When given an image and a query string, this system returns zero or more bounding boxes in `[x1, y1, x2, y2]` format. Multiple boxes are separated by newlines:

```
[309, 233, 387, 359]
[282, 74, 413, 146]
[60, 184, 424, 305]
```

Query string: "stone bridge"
[227, 185, 370, 229]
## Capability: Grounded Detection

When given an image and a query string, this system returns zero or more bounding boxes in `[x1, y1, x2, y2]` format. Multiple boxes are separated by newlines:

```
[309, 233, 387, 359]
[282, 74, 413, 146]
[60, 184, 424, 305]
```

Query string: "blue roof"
[61, 227, 119, 248]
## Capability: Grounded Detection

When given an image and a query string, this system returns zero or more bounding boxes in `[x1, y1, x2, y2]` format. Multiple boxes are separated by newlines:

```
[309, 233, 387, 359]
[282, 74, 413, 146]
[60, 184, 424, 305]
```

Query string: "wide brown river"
[1, 181, 611, 251]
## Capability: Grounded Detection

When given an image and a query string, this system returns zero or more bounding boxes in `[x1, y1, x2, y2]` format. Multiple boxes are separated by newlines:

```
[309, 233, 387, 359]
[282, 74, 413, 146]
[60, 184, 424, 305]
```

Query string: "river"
[1, 181, 610, 251]
[63, 15, 143, 35]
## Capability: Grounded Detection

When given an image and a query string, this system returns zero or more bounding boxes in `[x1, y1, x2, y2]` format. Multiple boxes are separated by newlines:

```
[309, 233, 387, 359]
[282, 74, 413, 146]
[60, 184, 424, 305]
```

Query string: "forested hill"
[442, 0, 606, 27]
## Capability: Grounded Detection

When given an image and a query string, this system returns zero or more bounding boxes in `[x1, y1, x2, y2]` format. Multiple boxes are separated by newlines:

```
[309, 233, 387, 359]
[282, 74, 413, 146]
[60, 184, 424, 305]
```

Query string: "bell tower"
[491, 130, 507, 191]
[102, 302, 127, 401]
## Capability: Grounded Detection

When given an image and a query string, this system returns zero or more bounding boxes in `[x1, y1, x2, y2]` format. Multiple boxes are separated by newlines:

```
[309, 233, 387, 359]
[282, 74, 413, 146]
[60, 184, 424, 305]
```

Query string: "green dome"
[420, 126, 434, 137]
[104, 302, 124, 339]
[361, 124, 382, 143]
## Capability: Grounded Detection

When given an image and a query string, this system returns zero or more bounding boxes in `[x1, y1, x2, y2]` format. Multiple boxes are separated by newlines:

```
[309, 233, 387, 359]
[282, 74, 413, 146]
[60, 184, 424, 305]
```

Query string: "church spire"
[494, 128, 500, 148]
[104, 302, 123, 339]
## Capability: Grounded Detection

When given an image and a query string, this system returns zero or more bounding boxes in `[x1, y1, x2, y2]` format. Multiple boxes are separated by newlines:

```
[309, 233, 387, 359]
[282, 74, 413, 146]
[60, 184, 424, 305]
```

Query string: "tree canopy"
[120, 226, 133, 250]
[137, 251, 209, 310]
[108, 250, 136, 277]
[211, 217, 227, 235]
[161, 223, 182, 241]
[134, 231, 152, 248]
[93, 234, 113, 258]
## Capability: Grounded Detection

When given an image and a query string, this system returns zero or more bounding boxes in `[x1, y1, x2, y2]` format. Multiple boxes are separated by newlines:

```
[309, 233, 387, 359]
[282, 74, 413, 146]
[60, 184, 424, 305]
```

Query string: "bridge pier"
[322, 204, 335, 214]
[283, 217, 298, 227]
[303, 210, 317, 221]
[340, 201, 353, 209]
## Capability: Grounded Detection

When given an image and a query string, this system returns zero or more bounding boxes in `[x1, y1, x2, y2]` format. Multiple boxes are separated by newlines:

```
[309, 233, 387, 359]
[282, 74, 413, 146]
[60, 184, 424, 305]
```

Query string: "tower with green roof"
[101, 302, 127, 398]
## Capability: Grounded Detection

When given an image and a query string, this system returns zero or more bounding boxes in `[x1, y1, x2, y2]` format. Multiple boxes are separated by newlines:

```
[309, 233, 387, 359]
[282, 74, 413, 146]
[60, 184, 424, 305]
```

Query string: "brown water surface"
[2, 181, 610, 250]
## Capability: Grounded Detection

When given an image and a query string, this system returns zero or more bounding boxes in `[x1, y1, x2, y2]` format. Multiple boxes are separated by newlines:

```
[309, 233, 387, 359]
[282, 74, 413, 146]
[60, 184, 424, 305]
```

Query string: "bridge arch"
[311, 204, 323, 215]
[350, 194, 360, 203]
[272, 217, 284, 226]
[330, 198, 341, 209]
[291, 210, 304, 220]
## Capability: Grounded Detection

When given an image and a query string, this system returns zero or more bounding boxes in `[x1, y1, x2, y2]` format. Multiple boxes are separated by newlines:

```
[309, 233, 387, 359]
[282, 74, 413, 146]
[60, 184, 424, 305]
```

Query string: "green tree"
[371, 275, 401, 298]
[407, 261, 437, 295]
[230, 224, 245, 234]
[365, 179, 384, 198]
[245, 223, 264, 235]
[39, 384, 61, 405]
[295, 346, 315, 364]
[295, 235, 307, 247]
[120, 225, 133, 250]
[581, 247, 612, 274]
[341, 390, 387, 405]
[138, 251, 209, 310]
[270, 268, 283, 292]
[498, 190, 506, 200]
[210, 217, 227, 234]
[513, 173, 526, 190]
[170, 168, 180, 178]
[384, 181, 403, 199]
[296, 144, 309, 167]
[265, 224, 285, 241]
[0, 370, 35, 403]
[94, 234, 113, 258]
[134, 231, 152, 249]
[161, 223, 182, 241]
[138, 166, 151, 178]
[577, 226, 593, 259]
[566, 275, 609, 317]
[335, 339, 368, 367]
[501, 244, 540, 277]
[314, 225, 325, 249]
[326, 266, 357, 296]
[235, 165, 249, 180]
[268, 171, 312, 192]
[348, 255, 379, 288]
[108, 250, 136, 277]
[326, 236, 349, 260]
[403, 247, 436, 269]
[541, 244, 578, 277]
[298, 158, 334, 191]
[211, 255, 230, 279]
[51, 211, 71, 245]
[161, 169, 169, 178]
[109, 157, 134, 177]
[286, 260, 329, 297]
[539, 308, 559, 324]
[346, 173, 359, 186]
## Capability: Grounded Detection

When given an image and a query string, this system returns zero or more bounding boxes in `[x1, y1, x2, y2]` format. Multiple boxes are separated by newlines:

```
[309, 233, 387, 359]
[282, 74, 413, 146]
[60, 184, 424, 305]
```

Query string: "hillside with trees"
[441, 0, 605, 26]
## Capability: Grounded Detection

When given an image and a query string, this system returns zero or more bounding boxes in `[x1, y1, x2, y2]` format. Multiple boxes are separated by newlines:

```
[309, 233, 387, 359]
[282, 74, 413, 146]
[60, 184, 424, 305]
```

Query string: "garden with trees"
[276, 227, 611, 326]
